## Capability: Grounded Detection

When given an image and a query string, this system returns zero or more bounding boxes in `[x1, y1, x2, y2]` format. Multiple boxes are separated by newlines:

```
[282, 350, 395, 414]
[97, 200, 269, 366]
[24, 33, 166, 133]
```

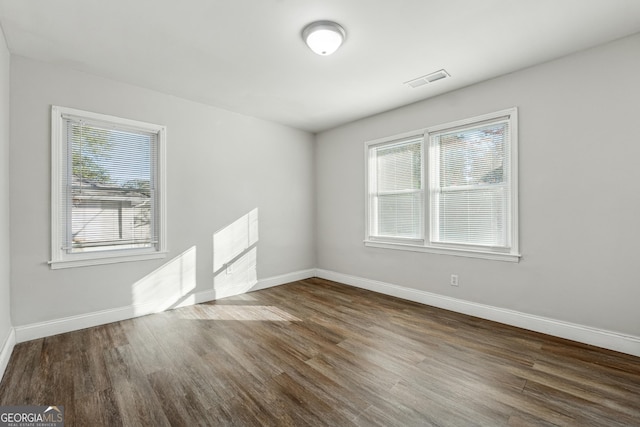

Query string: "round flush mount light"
[302, 20, 346, 56]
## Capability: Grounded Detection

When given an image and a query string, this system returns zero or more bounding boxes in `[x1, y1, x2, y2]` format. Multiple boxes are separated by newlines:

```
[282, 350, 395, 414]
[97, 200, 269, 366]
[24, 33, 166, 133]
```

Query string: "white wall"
[0, 27, 13, 375]
[316, 33, 640, 341]
[9, 55, 316, 328]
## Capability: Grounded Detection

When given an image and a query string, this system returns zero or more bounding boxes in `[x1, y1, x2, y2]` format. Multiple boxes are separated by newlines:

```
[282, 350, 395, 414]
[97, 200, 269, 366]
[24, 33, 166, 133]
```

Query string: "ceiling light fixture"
[302, 20, 346, 56]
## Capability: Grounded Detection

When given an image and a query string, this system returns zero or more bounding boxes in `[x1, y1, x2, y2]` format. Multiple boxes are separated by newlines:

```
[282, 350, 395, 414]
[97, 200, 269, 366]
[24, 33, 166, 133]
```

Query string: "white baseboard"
[14, 290, 216, 343]
[15, 267, 636, 358]
[14, 268, 315, 344]
[315, 269, 640, 358]
[0, 327, 16, 382]
[211, 268, 316, 300]
[255, 268, 316, 291]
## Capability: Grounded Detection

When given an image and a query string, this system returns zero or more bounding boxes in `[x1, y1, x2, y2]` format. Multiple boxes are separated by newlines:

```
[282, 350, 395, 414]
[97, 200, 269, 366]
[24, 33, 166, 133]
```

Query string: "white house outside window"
[365, 108, 519, 262]
[50, 106, 167, 269]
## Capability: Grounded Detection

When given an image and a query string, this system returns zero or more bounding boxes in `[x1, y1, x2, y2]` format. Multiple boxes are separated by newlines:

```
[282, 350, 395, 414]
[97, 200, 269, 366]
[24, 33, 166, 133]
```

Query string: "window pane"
[370, 138, 423, 240]
[68, 121, 156, 252]
[431, 119, 510, 248]
[377, 192, 422, 238]
[438, 123, 507, 187]
[376, 141, 421, 192]
[437, 187, 506, 246]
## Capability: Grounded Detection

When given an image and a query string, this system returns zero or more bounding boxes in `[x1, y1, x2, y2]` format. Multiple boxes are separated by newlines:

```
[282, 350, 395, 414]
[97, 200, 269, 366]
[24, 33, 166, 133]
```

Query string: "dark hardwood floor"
[1, 278, 639, 426]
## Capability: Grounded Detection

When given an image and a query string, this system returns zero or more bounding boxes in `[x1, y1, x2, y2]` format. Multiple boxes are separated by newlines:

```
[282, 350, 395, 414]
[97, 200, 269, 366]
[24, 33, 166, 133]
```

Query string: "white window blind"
[51, 106, 167, 269]
[63, 118, 158, 252]
[369, 138, 423, 240]
[429, 118, 511, 248]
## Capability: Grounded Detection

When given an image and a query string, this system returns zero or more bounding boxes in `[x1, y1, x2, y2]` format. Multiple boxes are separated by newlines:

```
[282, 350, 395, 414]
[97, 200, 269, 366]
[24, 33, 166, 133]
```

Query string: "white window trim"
[50, 105, 168, 269]
[364, 108, 520, 262]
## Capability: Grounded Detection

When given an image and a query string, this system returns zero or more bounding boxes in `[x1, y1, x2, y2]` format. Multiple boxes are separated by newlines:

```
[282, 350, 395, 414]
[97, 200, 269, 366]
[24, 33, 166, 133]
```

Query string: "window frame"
[364, 108, 520, 262]
[50, 105, 167, 269]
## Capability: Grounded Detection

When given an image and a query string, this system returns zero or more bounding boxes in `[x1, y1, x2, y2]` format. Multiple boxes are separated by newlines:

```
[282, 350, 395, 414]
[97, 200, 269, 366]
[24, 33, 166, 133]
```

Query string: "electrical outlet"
[450, 274, 459, 286]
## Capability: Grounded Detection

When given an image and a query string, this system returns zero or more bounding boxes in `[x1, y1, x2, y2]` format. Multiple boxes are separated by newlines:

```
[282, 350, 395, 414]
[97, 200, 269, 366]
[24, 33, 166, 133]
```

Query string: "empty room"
[0, 0, 639, 425]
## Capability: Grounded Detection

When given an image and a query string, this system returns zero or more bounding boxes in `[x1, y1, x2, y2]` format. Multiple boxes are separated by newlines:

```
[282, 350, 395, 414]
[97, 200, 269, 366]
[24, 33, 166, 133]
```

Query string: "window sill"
[364, 240, 520, 263]
[49, 250, 168, 269]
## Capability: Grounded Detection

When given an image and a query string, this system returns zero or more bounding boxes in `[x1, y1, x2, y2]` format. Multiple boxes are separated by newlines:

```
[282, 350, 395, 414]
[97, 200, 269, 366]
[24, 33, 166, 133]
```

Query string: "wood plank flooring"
[1, 278, 639, 426]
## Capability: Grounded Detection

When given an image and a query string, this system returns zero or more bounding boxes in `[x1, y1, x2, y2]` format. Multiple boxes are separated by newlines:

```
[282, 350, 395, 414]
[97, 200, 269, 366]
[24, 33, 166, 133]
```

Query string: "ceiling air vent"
[405, 69, 450, 88]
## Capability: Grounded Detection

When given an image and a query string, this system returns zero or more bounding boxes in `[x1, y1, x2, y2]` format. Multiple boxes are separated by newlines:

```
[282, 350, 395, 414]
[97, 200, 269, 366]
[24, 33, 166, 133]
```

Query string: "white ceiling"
[1, 0, 640, 133]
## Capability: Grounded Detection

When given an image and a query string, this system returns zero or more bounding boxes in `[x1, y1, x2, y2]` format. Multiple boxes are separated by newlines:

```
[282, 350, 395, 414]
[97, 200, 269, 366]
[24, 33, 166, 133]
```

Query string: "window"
[367, 137, 423, 241]
[50, 106, 167, 269]
[365, 108, 519, 262]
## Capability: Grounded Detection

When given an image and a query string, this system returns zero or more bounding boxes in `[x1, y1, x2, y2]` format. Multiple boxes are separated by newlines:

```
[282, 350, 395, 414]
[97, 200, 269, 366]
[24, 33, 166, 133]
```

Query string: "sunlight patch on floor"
[179, 304, 300, 321]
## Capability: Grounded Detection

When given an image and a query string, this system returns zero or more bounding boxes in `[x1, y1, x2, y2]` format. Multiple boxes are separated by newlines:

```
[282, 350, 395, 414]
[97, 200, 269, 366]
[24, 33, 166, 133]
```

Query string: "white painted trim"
[0, 327, 16, 381]
[15, 301, 178, 343]
[14, 269, 316, 343]
[315, 269, 640, 358]
[49, 251, 168, 269]
[364, 240, 520, 262]
[255, 268, 316, 291]
[212, 268, 317, 300]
